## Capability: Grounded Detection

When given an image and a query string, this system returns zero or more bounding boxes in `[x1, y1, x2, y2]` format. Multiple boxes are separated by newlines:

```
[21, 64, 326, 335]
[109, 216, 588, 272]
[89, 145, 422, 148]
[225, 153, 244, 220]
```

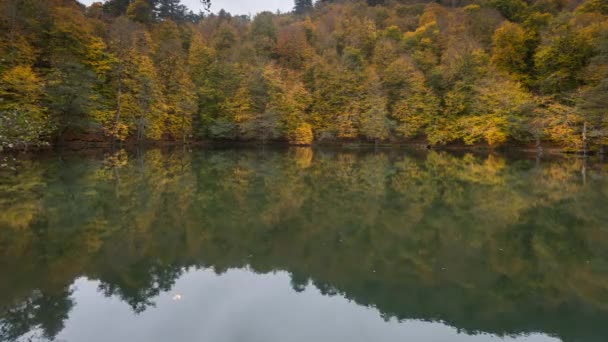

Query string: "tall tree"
[155, 21, 196, 143]
[157, 0, 188, 21]
[294, 0, 313, 15]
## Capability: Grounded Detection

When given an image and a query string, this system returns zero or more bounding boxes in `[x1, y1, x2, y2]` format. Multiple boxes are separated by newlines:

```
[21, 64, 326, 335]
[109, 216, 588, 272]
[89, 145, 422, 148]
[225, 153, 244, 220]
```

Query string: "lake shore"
[2, 135, 602, 156]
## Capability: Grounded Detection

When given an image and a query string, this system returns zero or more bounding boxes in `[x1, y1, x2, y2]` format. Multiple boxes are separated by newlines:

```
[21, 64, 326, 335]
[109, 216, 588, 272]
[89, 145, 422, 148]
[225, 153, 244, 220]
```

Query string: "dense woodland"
[0, 0, 607, 151]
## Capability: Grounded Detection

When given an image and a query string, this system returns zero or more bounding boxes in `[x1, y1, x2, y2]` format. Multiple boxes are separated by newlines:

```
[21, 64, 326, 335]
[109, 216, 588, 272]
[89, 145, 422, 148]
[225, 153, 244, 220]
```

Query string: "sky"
[79, 0, 294, 15]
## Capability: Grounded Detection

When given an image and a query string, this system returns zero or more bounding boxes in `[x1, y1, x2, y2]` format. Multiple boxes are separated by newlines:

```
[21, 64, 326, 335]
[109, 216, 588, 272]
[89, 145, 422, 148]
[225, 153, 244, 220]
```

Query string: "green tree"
[46, 5, 112, 142]
[294, 0, 314, 15]
[382, 58, 439, 138]
[535, 26, 594, 94]
[491, 22, 530, 77]
[576, 0, 608, 15]
[489, 0, 528, 22]
[157, 0, 188, 21]
[251, 12, 277, 58]
[127, 0, 154, 24]
[155, 21, 196, 143]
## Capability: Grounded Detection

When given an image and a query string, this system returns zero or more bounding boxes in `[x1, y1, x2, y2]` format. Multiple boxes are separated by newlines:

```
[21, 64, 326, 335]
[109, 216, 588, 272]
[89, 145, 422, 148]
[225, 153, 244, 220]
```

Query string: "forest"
[0, 0, 607, 151]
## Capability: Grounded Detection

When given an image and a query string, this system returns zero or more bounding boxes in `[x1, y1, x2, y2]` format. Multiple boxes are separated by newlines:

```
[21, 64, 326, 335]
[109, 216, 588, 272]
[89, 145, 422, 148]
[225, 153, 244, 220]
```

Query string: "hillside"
[1, 0, 607, 151]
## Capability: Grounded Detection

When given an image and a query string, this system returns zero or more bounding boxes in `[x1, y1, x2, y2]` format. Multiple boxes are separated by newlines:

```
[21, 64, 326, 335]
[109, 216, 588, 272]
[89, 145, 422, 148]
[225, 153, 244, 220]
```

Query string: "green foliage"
[577, 0, 608, 15]
[489, 0, 528, 22]
[382, 58, 439, 138]
[127, 0, 153, 24]
[535, 26, 595, 94]
[294, 0, 314, 15]
[459, 77, 533, 146]
[251, 12, 277, 57]
[491, 22, 529, 76]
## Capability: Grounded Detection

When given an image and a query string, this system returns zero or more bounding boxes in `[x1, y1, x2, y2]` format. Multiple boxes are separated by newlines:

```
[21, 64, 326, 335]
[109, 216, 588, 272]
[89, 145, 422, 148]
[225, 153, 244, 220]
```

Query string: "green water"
[1, 147, 607, 342]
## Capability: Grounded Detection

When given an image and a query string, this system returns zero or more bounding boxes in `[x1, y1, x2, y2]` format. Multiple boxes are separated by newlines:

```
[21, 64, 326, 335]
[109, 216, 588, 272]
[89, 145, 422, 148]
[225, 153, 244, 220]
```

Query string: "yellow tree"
[0, 66, 51, 149]
[384, 58, 439, 139]
[223, 80, 255, 139]
[459, 76, 533, 147]
[359, 69, 390, 144]
[491, 22, 529, 77]
[155, 21, 197, 143]
[264, 65, 312, 144]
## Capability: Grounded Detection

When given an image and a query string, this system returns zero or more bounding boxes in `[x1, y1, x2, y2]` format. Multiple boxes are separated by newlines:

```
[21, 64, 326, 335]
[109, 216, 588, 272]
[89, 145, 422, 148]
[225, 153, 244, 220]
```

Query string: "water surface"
[1, 147, 607, 342]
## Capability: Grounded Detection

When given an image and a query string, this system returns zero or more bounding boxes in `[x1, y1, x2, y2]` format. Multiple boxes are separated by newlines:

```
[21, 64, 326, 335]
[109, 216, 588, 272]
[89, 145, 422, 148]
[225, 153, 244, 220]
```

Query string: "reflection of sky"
[52, 269, 559, 342]
[77, 0, 294, 15]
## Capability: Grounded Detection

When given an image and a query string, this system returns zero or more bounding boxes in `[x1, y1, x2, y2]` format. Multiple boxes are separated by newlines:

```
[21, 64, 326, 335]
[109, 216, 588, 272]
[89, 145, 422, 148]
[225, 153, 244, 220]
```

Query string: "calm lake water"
[1, 147, 607, 342]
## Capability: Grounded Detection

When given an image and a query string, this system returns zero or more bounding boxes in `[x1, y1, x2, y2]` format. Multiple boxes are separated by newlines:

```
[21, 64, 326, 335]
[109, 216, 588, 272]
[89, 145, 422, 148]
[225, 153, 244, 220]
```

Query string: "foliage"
[0, 0, 606, 150]
[491, 22, 529, 76]
[288, 123, 314, 145]
[0, 66, 51, 149]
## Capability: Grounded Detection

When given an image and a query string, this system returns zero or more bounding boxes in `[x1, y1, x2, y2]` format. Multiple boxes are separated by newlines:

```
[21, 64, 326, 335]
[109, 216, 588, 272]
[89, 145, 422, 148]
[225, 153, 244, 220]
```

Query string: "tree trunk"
[136, 117, 144, 145]
[181, 111, 186, 145]
[535, 134, 543, 156]
[114, 62, 123, 145]
[8, 2, 17, 64]
[582, 121, 588, 156]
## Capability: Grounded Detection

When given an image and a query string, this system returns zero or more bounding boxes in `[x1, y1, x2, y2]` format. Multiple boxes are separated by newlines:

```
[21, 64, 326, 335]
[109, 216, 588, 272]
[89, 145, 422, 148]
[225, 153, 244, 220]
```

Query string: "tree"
[577, 21, 608, 152]
[294, 0, 314, 15]
[305, 59, 366, 137]
[0, 66, 51, 149]
[251, 12, 277, 58]
[459, 76, 533, 147]
[130, 52, 167, 141]
[106, 17, 138, 141]
[576, 0, 608, 15]
[489, 0, 528, 22]
[403, 20, 443, 74]
[99, 28, 166, 143]
[103, 0, 131, 17]
[127, 0, 154, 24]
[491, 22, 529, 77]
[155, 21, 196, 143]
[535, 27, 594, 94]
[223, 81, 254, 139]
[275, 24, 310, 69]
[157, 0, 188, 21]
[46, 6, 112, 141]
[382, 58, 439, 139]
[360, 70, 390, 144]
[288, 123, 314, 145]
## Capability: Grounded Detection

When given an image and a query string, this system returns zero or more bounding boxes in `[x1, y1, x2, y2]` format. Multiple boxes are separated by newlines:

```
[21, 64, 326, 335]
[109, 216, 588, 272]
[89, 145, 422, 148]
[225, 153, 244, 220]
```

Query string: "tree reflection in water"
[1, 147, 607, 342]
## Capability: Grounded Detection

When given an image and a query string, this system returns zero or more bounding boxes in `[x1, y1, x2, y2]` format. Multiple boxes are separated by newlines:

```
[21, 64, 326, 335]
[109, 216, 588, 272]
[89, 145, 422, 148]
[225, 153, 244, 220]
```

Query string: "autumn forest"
[1, 0, 607, 151]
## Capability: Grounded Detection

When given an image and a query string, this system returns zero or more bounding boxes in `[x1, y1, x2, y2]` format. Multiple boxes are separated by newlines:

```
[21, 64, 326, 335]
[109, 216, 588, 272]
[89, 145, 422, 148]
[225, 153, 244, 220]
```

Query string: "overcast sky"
[79, 0, 294, 15]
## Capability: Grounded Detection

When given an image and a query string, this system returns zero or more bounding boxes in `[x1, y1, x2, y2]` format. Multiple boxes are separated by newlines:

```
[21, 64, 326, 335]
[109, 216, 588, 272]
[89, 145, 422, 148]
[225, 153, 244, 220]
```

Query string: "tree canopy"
[0, 0, 607, 151]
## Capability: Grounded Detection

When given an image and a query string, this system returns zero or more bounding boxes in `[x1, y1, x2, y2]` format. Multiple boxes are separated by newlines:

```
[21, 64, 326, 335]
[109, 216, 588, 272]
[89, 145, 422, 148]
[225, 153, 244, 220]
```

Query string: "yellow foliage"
[291, 147, 314, 168]
[459, 115, 509, 146]
[491, 22, 528, 75]
[0, 65, 50, 147]
[289, 123, 314, 146]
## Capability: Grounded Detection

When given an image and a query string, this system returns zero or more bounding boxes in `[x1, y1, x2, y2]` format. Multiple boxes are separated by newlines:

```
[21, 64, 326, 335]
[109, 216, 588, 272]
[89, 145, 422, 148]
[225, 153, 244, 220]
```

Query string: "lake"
[1, 147, 607, 342]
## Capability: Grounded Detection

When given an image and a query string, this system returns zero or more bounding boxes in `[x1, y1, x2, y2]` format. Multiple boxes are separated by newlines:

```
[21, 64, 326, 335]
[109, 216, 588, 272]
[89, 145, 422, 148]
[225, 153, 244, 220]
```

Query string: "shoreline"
[1, 138, 603, 156]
